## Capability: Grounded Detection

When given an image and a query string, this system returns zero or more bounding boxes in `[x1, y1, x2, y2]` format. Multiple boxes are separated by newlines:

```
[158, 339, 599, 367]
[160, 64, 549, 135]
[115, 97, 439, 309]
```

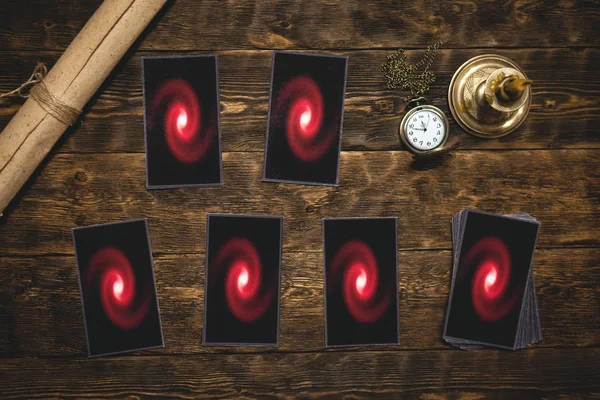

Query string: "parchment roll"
[0, 0, 169, 215]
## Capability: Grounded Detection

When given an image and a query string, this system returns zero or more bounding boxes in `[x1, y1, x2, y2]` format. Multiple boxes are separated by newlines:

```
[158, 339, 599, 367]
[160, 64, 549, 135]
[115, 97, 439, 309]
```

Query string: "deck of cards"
[443, 210, 542, 350]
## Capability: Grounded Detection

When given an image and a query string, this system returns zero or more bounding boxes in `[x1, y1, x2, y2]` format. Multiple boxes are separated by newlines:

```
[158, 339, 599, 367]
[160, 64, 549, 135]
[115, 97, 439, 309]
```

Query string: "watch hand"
[426, 116, 431, 129]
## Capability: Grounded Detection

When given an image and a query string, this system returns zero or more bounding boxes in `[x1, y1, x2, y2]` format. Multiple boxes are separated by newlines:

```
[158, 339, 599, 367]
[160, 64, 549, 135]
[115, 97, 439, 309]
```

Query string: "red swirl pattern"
[151, 79, 214, 164]
[85, 247, 150, 330]
[213, 238, 273, 322]
[330, 240, 391, 323]
[464, 237, 517, 322]
[276, 76, 335, 162]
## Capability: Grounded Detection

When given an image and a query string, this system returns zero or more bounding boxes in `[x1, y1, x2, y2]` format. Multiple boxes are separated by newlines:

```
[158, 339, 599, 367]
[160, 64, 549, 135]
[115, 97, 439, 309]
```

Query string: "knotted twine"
[0, 63, 81, 126]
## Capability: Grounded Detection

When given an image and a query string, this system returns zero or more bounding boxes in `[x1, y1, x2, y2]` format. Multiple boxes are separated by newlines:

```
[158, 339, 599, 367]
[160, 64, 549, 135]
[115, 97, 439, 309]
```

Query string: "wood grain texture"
[0, 0, 598, 51]
[0, 151, 597, 256]
[1, 48, 599, 153]
[1, 249, 598, 357]
[1, 348, 599, 399]
[1, 0, 599, 397]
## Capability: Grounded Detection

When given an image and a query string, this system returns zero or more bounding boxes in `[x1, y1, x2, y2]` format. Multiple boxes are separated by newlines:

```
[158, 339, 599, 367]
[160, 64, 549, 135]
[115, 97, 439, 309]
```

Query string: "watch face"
[402, 107, 447, 152]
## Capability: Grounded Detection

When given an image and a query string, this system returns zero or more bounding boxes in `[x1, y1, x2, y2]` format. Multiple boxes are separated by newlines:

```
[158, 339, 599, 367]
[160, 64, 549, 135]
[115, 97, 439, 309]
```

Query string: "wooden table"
[1, 1, 599, 398]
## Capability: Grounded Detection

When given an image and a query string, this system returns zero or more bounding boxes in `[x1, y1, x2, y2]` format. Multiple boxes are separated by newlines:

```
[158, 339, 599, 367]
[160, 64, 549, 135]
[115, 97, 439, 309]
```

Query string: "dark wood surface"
[0, 0, 599, 398]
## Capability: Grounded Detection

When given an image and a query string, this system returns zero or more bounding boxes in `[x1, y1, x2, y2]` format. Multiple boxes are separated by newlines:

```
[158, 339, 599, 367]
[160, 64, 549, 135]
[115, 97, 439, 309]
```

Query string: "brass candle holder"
[448, 54, 532, 138]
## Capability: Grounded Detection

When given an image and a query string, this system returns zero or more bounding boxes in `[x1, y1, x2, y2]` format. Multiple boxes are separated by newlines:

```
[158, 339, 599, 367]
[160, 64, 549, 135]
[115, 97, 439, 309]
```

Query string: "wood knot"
[13, 286, 25, 295]
[280, 21, 291, 29]
[545, 100, 556, 110]
[306, 205, 315, 213]
[516, 11, 529, 24]
[75, 215, 87, 226]
[75, 171, 87, 182]
[399, 287, 408, 300]
[374, 99, 395, 114]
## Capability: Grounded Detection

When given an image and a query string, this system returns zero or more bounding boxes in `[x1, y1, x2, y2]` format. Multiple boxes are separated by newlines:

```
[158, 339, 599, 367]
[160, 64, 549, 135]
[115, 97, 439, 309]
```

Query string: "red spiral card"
[323, 217, 399, 347]
[443, 210, 541, 349]
[203, 214, 283, 346]
[143, 55, 222, 188]
[73, 219, 164, 357]
[263, 51, 348, 186]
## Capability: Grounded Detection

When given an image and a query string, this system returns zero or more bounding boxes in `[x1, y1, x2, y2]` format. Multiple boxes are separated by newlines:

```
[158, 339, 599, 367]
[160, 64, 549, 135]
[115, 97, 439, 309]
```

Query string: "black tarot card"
[203, 214, 283, 346]
[263, 51, 348, 186]
[143, 55, 222, 188]
[444, 210, 542, 350]
[73, 219, 164, 357]
[323, 217, 400, 347]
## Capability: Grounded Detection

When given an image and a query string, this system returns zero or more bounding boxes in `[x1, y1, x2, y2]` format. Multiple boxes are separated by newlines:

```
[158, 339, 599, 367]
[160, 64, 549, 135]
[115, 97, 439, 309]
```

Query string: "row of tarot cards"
[142, 51, 347, 188]
[73, 210, 541, 357]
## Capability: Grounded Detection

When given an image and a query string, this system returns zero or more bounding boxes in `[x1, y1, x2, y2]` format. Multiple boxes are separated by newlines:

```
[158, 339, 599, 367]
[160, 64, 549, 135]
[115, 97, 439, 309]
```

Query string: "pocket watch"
[381, 42, 451, 155]
[399, 96, 449, 154]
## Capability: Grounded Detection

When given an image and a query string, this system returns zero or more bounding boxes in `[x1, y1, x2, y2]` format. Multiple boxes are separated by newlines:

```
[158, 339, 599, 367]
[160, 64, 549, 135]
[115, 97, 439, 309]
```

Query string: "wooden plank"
[0, 0, 598, 51]
[0, 1, 597, 398]
[1, 49, 599, 152]
[0, 150, 597, 256]
[1, 348, 599, 398]
[1, 249, 598, 356]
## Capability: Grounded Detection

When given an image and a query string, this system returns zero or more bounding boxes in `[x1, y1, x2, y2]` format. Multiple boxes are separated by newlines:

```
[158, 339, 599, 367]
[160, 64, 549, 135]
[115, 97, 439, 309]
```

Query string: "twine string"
[0, 62, 81, 126]
[0, 62, 47, 100]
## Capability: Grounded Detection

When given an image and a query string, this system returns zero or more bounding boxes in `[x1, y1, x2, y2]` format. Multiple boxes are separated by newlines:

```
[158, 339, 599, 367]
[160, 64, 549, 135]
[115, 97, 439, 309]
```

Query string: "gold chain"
[381, 42, 443, 103]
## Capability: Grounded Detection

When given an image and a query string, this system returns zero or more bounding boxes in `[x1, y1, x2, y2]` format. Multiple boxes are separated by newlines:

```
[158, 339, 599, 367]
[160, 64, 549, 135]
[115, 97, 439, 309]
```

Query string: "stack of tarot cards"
[443, 209, 542, 350]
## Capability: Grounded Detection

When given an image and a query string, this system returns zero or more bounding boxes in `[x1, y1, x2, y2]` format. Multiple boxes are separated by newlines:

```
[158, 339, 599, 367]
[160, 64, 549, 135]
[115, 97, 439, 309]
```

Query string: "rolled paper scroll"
[0, 0, 169, 215]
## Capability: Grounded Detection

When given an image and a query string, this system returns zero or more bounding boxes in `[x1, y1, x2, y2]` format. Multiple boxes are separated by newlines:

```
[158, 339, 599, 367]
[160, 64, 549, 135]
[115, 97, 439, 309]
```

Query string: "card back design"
[263, 51, 348, 186]
[323, 217, 399, 347]
[73, 219, 164, 357]
[143, 55, 222, 188]
[444, 210, 541, 349]
[203, 214, 283, 346]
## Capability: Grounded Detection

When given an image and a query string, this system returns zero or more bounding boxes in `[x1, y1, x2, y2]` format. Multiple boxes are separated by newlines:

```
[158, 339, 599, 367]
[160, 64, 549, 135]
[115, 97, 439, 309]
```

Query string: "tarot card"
[323, 217, 399, 347]
[263, 51, 348, 186]
[444, 210, 540, 349]
[446, 212, 542, 350]
[143, 55, 222, 188]
[203, 214, 283, 346]
[73, 219, 164, 357]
